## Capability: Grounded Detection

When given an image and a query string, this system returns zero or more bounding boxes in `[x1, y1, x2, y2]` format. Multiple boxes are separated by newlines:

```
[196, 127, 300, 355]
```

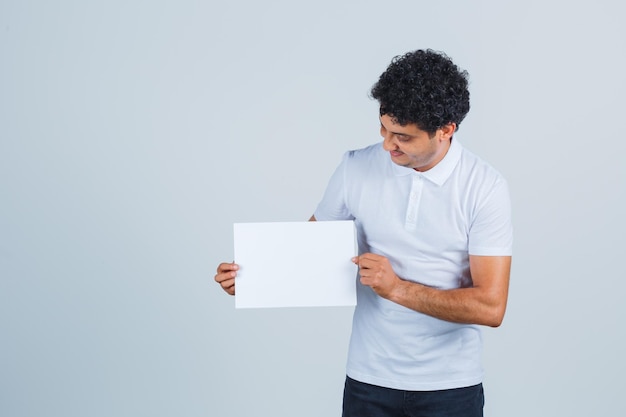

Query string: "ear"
[439, 123, 457, 141]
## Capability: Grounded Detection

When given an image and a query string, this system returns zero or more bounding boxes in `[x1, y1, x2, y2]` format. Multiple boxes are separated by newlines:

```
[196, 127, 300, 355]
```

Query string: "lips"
[390, 150, 404, 157]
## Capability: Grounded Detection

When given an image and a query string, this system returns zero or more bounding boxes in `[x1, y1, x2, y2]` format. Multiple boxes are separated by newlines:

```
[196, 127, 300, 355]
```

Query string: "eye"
[395, 134, 410, 142]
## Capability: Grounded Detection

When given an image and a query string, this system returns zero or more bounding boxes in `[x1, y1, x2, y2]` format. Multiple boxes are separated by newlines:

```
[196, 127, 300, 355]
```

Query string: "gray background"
[1, 1, 625, 416]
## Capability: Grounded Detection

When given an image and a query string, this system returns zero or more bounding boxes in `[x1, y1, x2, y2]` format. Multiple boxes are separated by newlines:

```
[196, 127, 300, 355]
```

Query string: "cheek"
[400, 143, 416, 155]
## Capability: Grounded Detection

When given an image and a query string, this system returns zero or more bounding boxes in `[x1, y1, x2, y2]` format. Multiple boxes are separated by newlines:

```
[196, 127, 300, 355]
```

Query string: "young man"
[215, 49, 512, 417]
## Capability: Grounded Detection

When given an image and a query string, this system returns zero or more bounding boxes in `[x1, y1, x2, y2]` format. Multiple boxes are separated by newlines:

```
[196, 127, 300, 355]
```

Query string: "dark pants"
[342, 376, 484, 417]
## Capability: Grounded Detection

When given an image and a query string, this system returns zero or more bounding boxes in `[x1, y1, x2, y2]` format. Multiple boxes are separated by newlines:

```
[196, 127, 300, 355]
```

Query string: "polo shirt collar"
[391, 137, 463, 186]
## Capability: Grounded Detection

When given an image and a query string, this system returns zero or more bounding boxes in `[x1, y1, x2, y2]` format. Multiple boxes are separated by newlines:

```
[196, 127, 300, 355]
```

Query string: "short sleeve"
[468, 177, 513, 256]
[314, 151, 355, 221]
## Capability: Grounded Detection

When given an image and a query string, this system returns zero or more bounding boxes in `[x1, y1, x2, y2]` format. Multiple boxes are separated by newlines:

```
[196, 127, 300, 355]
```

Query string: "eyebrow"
[380, 121, 413, 138]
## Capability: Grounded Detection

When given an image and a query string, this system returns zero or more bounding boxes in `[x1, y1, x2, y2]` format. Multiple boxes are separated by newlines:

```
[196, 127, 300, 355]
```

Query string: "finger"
[215, 269, 237, 283]
[217, 262, 239, 274]
[219, 277, 235, 290]
[221, 281, 235, 296]
[359, 269, 376, 280]
[357, 257, 379, 270]
[359, 253, 385, 262]
[359, 274, 376, 288]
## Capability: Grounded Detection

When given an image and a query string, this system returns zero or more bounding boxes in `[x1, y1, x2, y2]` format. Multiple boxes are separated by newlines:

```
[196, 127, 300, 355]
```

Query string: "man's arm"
[353, 253, 511, 327]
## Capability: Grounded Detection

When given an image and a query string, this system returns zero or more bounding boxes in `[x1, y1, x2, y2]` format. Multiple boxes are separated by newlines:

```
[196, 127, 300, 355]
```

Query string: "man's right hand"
[215, 262, 238, 295]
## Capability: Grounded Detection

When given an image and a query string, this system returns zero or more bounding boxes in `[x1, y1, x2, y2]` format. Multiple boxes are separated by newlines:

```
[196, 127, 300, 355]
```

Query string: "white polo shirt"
[314, 138, 513, 391]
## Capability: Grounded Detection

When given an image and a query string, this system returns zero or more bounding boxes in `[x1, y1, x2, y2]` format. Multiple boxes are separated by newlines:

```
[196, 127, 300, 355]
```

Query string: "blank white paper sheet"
[234, 220, 357, 309]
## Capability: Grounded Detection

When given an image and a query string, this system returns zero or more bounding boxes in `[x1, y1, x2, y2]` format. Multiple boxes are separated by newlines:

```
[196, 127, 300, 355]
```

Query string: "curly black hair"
[370, 49, 470, 134]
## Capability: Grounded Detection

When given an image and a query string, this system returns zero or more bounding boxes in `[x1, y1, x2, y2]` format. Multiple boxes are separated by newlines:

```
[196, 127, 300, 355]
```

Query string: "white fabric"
[314, 138, 513, 391]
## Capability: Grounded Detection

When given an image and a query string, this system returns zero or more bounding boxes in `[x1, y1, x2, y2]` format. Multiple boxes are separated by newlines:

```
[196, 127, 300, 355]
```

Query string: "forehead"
[379, 114, 429, 136]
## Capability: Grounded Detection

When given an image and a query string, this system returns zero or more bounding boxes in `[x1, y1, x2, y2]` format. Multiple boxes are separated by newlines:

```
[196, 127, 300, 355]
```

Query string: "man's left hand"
[352, 253, 402, 299]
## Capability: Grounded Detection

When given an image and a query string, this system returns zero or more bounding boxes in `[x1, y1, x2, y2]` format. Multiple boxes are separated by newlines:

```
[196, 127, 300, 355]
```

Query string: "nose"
[382, 132, 397, 151]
